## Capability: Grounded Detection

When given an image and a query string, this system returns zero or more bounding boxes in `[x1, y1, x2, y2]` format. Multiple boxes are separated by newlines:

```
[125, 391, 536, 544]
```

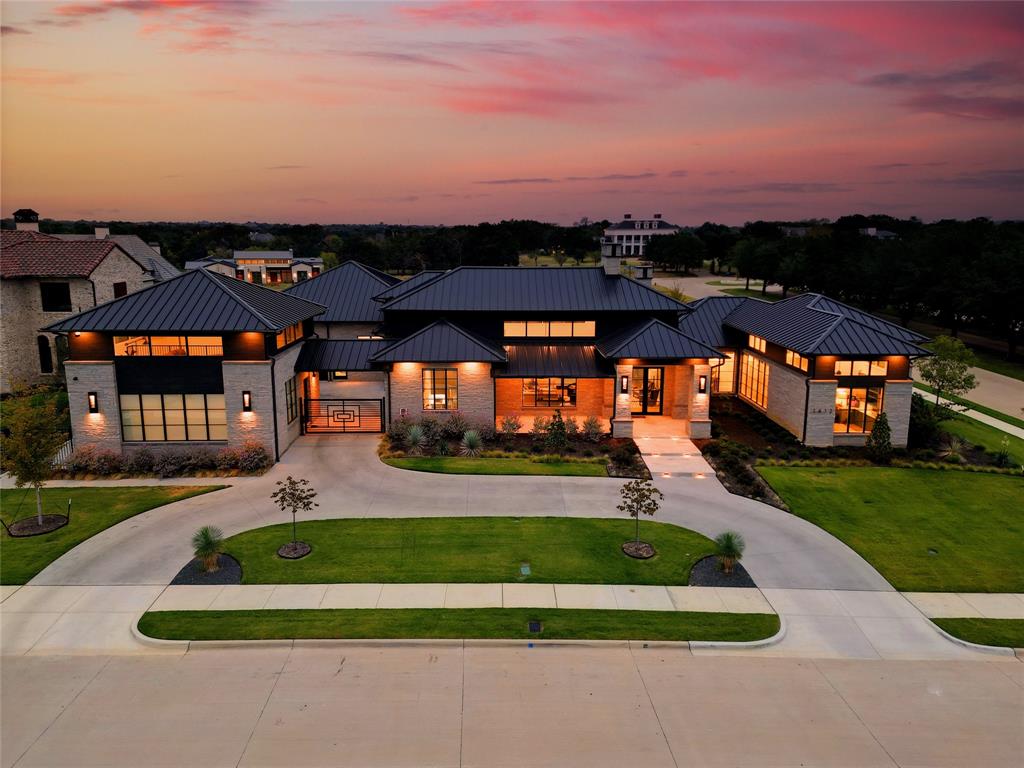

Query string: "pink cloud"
[440, 84, 609, 117]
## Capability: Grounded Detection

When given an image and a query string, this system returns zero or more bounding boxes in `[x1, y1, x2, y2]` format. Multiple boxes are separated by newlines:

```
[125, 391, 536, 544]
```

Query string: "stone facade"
[222, 361, 276, 455]
[611, 363, 633, 437]
[271, 343, 305, 456]
[883, 380, 913, 448]
[64, 361, 122, 452]
[805, 380, 839, 446]
[763, 357, 809, 439]
[689, 362, 711, 438]
[389, 362, 494, 426]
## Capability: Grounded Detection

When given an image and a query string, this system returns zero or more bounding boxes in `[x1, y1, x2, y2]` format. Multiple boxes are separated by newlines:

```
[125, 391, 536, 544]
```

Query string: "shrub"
[418, 416, 441, 447]
[581, 415, 602, 443]
[564, 415, 579, 438]
[499, 414, 522, 442]
[937, 435, 965, 463]
[460, 429, 483, 457]
[440, 411, 469, 440]
[406, 425, 426, 455]
[610, 443, 639, 468]
[714, 530, 746, 574]
[473, 420, 498, 443]
[530, 416, 549, 440]
[386, 417, 411, 448]
[91, 449, 124, 476]
[124, 448, 156, 474]
[993, 436, 1012, 468]
[545, 410, 570, 454]
[236, 441, 272, 472]
[867, 412, 893, 464]
[436, 440, 451, 456]
[215, 446, 240, 471]
[64, 445, 98, 475]
[191, 525, 224, 573]
[909, 393, 942, 448]
[581, 448, 594, 458]
[153, 451, 188, 478]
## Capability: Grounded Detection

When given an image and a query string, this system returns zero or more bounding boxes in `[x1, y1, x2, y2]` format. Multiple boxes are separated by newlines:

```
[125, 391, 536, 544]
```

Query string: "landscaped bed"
[758, 466, 1024, 593]
[382, 456, 608, 477]
[932, 618, 1024, 649]
[0, 486, 224, 584]
[219, 517, 716, 585]
[138, 608, 780, 642]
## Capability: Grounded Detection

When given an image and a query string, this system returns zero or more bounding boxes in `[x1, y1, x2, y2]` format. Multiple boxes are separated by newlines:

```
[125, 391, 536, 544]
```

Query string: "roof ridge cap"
[202, 269, 278, 330]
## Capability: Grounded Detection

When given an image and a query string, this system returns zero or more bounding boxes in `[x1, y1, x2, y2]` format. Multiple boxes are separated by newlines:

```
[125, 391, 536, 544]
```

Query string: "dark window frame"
[285, 376, 299, 423]
[119, 393, 227, 443]
[422, 368, 458, 411]
[39, 282, 72, 312]
[521, 377, 578, 408]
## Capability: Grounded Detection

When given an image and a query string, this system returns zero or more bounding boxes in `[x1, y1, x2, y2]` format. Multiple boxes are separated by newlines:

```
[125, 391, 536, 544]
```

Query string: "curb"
[689, 613, 787, 651]
[130, 618, 190, 651]
[928, 621, 1017, 657]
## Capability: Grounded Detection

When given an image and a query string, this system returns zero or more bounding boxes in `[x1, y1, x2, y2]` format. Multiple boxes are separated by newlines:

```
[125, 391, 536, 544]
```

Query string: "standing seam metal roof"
[372, 270, 446, 302]
[294, 339, 389, 372]
[677, 295, 749, 347]
[284, 261, 398, 323]
[596, 319, 724, 360]
[370, 319, 508, 363]
[497, 345, 611, 378]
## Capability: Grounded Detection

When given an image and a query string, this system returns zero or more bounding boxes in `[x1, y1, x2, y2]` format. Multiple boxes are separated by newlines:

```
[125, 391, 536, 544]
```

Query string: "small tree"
[917, 336, 978, 409]
[866, 412, 893, 464]
[714, 531, 745, 575]
[617, 479, 663, 544]
[0, 400, 65, 525]
[499, 413, 522, 445]
[191, 525, 224, 573]
[271, 476, 319, 546]
[545, 410, 570, 455]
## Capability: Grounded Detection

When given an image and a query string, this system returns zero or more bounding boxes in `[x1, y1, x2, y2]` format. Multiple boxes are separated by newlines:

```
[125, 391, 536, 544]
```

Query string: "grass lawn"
[941, 415, 1024, 466]
[222, 517, 715, 585]
[914, 382, 1024, 429]
[138, 608, 779, 642]
[932, 618, 1024, 649]
[0, 486, 224, 584]
[383, 456, 608, 477]
[757, 467, 1024, 593]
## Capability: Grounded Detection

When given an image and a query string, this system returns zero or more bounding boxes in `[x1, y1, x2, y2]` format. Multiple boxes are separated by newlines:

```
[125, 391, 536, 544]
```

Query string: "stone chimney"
[13, 208, 39, 232]
[600, 239, 622, 276]
[94, 226, 110, 239]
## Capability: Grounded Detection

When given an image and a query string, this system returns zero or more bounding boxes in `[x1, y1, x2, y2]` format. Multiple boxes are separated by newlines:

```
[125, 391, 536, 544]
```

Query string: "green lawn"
[932, 618, 1024, 649]
[941, 415, 1024, 466]
[222, 517, 715, 585]
[383, 456, 608, 477]
[138, 608, 779, 642]
[0, 486, 224, 584]
[758, 467, 1024, 593]
[914, 382, 1024, 429]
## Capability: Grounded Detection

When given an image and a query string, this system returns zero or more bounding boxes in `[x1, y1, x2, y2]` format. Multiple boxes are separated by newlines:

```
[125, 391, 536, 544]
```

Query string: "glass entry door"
[630, 367, 664, 415]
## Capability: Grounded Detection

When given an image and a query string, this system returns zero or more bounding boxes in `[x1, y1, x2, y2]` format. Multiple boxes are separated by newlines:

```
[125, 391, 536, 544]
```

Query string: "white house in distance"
[185, 250, 323, 285]
[603, 213, 680, 257]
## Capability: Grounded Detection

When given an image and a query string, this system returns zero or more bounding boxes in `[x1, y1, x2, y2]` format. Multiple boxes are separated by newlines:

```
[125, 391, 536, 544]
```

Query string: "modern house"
[185, 250, 323, 285]
[1, 218, 179, 393]
[603, 213, 680, 257]
[47, 249, 928, 461]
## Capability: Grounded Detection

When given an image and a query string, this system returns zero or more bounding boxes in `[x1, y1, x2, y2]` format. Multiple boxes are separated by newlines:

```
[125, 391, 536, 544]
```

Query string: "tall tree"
[916, 336, 978, 409]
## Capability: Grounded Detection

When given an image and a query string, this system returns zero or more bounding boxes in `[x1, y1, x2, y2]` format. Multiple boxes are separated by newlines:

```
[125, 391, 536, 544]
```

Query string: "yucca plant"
[937, 435, 965, 463]
[406, 425, 426, 455]
[714, 530, 746, 575]
[192, 525, 224, 573]
[460, 429, 483, 457]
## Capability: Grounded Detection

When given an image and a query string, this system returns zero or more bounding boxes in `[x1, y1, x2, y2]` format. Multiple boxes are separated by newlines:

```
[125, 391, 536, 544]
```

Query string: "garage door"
[303, 398, 384, 433]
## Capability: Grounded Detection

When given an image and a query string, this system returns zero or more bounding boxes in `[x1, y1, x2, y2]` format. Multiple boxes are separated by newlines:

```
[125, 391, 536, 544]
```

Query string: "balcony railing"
[119, 344, 223, 357]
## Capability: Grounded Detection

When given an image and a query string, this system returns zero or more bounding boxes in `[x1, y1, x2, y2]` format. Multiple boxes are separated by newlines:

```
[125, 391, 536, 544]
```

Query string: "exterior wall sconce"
[620, 375, 630, 394]
[242, 391, 252, 412]
[87, 392, 99, 413]
[698, 375, 708, 394]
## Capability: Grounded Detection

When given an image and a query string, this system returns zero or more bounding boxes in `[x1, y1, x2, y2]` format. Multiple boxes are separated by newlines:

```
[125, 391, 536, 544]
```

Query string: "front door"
[630, 367, 664, 415]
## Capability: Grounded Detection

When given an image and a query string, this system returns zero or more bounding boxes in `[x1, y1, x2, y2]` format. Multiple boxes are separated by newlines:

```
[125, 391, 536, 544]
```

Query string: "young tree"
[0, 400, 65, 525]
[617, 479, 663, 545]
[866, 412, 893, 465]
[271, 476, 319, 546]
[545, 410, 570, 455]
[917, 336, 978, 408]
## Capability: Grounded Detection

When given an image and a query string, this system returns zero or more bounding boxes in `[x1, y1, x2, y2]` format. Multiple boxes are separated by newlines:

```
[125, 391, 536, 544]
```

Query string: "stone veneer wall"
[689, 362, 711, 438]
[222, 361, 276, 454]
[883, 380, 913, 448]
[389, 362, 493, 426]
[805, 380, 839, 446]
[763, 356, 808, 440]
[272, 343, 305, 455]
[64, 361, 122, 452]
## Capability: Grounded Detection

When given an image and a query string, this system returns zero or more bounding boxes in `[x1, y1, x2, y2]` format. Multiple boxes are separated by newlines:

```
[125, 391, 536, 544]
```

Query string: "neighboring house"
[54, 228, 179, 282]
[184, 249, 322, 285]
[859, 227, 898, 240]
[47, 249, 928, 461]
[1, 223, 175, 394]
[603, 213, 680, 257]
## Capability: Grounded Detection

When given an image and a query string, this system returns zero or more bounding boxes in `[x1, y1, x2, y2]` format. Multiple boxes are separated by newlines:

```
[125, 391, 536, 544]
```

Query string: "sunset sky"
[2, 1, 1022, 225]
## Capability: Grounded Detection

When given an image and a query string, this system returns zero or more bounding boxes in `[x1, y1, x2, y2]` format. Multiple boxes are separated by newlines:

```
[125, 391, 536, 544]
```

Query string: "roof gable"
[597, 318, 723, 360]
[284, 261, 396, 323]
[370, 319, 507, 363]
[1, 238, 121, 279]
[677, 295, 749, 347]
[44, 268, 325, 333]
[53, 233, 180, 281]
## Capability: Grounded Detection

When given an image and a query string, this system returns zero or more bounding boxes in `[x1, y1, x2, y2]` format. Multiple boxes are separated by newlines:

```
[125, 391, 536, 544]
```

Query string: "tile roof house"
[47, 247, 928, 462]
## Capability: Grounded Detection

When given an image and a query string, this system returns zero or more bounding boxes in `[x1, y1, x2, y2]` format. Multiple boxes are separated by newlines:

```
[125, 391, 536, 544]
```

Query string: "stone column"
[611, 363, 633, 438]
[65, 361, 122, 452]
[805, 379, 838, 446]
[883, 380, 914, 448]
[689, 362, 711, 438]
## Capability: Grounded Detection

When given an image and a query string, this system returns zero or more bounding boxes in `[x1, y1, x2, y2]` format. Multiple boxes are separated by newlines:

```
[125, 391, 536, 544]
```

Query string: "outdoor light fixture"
[242, 391, 252, 412]
[698, 375, 708, 394]
[620, 375, 629, 394]
[87, 392, 98, 413]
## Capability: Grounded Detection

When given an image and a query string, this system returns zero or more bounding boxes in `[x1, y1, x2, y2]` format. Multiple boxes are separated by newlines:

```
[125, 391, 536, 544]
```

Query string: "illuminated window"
[739, 352, 769, 410]
[422, 368, 458, 410]
[503, 321, 527, 337]
[276, 322, 303, 349]
[833, 359, 888, 377]
[114, 336, 223, 357]
[120, 393, 226, 442]
[834, 387, 883, 433]
[522, 378, 577, 408]
[785, 350, 810, 372]
[748, 334, 767, 354]
[711, 352, 736, 394]
[504, 320, 596, 338]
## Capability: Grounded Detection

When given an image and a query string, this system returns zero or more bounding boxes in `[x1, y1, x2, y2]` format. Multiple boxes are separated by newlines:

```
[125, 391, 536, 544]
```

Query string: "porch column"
[690, 361, 711, 438]
[611, 363, 633, 438]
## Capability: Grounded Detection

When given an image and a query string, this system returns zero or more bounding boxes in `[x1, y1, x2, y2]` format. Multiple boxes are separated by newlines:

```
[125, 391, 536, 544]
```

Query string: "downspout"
[270, 354, 280, 461]
[386, 366, 392, 425]
[801, 377, 810, 444]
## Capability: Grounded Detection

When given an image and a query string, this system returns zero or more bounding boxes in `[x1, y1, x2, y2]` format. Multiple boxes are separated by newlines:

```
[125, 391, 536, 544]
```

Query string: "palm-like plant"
[937, 435, 965, 462]
[406, 425, 426, 455]
[714, 530, 746, 575]
[460, 429, 482, 457]
[192, 525, 224, 573]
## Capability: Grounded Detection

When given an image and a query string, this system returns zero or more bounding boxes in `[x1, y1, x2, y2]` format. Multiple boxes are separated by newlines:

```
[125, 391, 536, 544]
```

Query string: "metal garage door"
[303, 398, 384, 433]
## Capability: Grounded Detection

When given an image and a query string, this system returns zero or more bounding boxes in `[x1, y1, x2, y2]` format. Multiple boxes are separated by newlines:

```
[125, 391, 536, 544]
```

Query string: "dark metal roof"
[722, 293, 930, 356]
[379, 267, 688, 313]
[677, 295, 748, 347]
[498, 345, 611, 378]
[596, 319, 724, 360]
[295, 339, 389, 372]
[44, 268, 325, 333]
[370, 320, 507, 363]
[284, 261, 398, 323]
[372, 270, 445, 302]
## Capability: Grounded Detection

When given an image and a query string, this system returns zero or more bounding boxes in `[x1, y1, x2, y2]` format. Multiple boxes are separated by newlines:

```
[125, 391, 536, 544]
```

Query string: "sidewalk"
[913, 385, 1024, 440]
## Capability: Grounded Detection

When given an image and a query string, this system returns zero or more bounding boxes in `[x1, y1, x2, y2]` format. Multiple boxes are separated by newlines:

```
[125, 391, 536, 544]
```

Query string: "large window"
[422, 368, 458, 410]
[748, 334, 767, 354]
[120, 393, 227, 442]
[114, 335, 223, 357]
[276, 322, 303, 349]
[285, 376, 299, 423]
[503, 320, 596, 338]
[711, 352, 736, 394]
[834, 359, 888, 377]
[39, 282, 72, 312]
[739, 352, 770, 410]
[785, 350, 810, 372]
[522, 378, 577, 408]
[835, 387, 883, 433]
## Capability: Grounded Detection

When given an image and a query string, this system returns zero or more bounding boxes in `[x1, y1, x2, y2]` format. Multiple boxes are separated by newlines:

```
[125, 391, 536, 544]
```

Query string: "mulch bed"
[5, 514, 69, 537]
[688, 555, 757, 588]
[278, 541, 312, 559]
[622, 540, 656, 559]
[170, 554, 242, 585]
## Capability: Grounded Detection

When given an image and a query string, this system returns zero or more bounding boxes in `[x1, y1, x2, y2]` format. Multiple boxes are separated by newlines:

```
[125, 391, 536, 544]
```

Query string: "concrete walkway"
[905, 592, 1024, 619]
[913, 385, 1024, 439]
